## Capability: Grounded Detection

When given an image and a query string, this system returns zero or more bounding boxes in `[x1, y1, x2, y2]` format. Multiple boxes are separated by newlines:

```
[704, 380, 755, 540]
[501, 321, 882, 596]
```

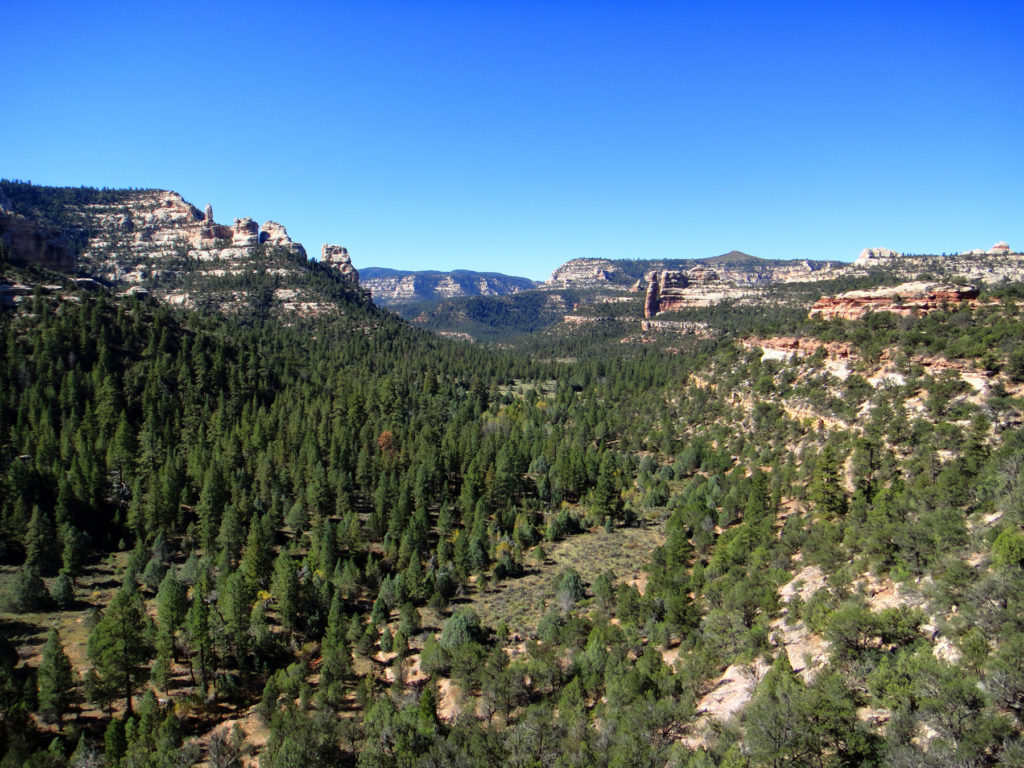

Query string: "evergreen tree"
[37, 627, 75, 725]
[24, 505, 58, 574]
[186, 574, 215, 694]
[50, 571, 75, 609]
[87, 579, 153, 716]
[239, 513, 273, 593]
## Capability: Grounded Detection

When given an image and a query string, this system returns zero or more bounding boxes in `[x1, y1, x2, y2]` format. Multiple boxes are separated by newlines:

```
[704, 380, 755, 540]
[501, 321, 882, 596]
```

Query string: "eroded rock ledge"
[809, 282, 981, 321]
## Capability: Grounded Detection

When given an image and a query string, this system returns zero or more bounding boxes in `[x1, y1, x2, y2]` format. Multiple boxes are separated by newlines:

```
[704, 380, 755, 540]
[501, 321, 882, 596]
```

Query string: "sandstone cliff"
[546, 258, 623, 287]
[0, 181, 367, 317]
[643, 266, 743, 317]
[849, 243, 1023, 284]
[322, 244, 359, 283]
[0, 209, 76, 271]
[809, 282, 981, 321]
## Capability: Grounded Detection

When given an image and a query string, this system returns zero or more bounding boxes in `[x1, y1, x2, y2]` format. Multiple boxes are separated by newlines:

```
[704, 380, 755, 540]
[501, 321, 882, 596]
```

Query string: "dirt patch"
[682, 659, 769, 749]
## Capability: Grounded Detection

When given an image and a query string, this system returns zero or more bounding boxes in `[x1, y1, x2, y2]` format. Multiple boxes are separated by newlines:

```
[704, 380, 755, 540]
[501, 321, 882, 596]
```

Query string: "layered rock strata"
[643, 267, 738, 317]
[547, 258, 621, 287]
[809, 282, 980, 321]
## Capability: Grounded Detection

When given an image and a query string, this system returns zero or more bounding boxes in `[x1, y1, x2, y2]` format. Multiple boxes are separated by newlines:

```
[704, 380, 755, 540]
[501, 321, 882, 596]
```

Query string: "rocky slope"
[0, 180, 368, 317]
[361, 267, 539, 305]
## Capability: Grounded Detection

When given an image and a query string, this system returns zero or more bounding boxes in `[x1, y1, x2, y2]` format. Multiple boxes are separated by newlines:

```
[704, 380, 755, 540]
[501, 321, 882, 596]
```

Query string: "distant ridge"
[361, 267, 539, 305]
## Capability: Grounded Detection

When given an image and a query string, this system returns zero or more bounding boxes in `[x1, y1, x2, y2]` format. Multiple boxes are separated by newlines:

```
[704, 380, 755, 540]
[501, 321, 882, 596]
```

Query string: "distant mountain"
[361, 267, 540, 305]
[704, 250, 763, 264]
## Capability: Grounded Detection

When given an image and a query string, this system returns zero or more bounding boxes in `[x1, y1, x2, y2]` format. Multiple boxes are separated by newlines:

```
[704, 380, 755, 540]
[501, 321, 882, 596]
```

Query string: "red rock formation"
[809, 282, 980, 321]
[742, 337, 853, 358]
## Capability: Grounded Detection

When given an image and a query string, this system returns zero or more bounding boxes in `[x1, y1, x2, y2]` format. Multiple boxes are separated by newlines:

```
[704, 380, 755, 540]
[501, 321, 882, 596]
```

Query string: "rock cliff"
[546, 258, 623, 287]
[809, 282, 981, 320]
[0, 209, 76, 270]
[643, 266, 742, 317]
[322, 244, 359, 283]
[849, 243, 1024, 284]
[0, 181, 366, 317]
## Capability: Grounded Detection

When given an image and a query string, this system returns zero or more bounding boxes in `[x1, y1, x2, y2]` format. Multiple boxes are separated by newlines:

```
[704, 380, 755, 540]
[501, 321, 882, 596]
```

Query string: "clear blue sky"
[3, 1, 1021, 281]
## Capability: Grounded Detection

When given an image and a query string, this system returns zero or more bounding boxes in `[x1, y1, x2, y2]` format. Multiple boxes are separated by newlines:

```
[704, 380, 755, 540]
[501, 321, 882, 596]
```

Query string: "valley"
[2, 181, 1024, 767]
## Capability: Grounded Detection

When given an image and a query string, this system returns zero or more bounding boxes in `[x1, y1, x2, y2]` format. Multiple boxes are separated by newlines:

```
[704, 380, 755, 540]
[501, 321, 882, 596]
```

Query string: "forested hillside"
[3, 242, 1024, 768]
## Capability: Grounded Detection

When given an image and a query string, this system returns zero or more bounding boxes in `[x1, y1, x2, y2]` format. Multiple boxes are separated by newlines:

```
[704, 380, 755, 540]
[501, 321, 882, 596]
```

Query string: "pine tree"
[271, 549, 300, 634]
[87, 580, 153, 716]
[60, 523, 88, 581]
[196, 462, 229, 552]
[37, 627, 75, 725]
[239, 514, 272, 594]
[186, 574, 215, 694]
[50, 571, 75, 609]
[24, 505, 58, 574]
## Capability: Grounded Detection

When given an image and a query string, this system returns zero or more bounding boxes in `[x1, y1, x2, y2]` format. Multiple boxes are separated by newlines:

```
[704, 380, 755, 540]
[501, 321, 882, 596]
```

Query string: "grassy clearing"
[465, 519, 666, 635]
[0, 552, 127, 672]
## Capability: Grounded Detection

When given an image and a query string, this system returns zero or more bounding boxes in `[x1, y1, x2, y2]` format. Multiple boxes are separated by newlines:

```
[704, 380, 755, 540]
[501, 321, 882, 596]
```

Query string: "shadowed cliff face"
[0, 211, 76, 270]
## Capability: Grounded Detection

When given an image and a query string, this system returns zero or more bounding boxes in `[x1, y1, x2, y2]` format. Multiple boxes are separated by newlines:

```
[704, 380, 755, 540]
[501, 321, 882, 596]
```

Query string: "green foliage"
[87, 580, 153, 715]
[743, 659, 877, 767]
[3, 187, 1024, 765]
[49, 571, 74, 609]
[36, 628, 75, 725]
[439, 608, 484, 650]
[0, 566, 49, 612]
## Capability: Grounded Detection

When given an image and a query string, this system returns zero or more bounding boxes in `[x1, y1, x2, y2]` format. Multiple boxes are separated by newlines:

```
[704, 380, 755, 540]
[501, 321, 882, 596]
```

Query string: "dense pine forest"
[3, 231, 1024, 768]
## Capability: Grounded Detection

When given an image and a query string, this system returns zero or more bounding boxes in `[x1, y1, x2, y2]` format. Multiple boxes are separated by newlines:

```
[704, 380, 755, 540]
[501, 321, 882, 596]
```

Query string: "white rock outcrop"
[322, 244, 359, 283]
[231, 218, 260, 247]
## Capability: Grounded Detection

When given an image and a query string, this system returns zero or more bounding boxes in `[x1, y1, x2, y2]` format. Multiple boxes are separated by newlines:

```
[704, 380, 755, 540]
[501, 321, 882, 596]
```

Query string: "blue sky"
[3, 1, 1021, 281]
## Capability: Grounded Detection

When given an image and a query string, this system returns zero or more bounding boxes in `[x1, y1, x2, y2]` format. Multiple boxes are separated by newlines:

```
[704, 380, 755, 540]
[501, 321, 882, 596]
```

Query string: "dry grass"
[465, 518, 666, 635]
[0, 552, 127, 672]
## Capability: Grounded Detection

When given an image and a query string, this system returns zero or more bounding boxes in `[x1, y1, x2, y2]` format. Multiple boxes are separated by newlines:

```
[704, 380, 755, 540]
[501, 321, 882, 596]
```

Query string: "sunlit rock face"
[809, 282, 981, 320]
[643, 267, 738, 317]
[0, 182, 370, 316]
[322, 244, 359, 283]
[546, 258, 621, 287]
